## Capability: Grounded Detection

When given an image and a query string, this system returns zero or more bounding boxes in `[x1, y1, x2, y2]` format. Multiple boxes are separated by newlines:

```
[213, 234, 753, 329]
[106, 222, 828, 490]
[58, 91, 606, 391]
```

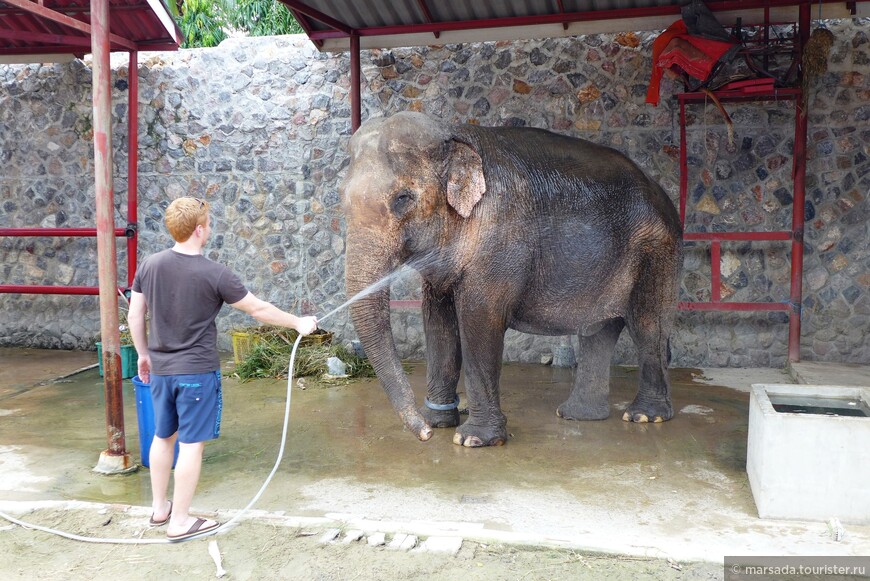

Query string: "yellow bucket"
[230, 331, 260, 364]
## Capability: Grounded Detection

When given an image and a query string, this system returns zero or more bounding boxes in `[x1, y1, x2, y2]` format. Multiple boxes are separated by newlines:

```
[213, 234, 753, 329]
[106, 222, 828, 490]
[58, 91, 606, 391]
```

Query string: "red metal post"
[350, 32, 361, 133]
[679, 99, 687, 224]
[91, 0, 133, 473]
[788, 2, 810, 362]
[711, 241, 722, 302]
[127, 50, 139, 288]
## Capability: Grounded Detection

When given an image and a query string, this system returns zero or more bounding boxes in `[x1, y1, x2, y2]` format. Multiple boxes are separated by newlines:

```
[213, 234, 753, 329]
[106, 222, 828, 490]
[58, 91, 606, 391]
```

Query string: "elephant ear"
[446, 140, 486, 218]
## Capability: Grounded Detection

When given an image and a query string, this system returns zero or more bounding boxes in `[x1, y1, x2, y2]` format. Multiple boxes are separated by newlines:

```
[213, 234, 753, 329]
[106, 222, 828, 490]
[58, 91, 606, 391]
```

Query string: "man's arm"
[229, 292, 318, 335]
[128, 290, 152, 382]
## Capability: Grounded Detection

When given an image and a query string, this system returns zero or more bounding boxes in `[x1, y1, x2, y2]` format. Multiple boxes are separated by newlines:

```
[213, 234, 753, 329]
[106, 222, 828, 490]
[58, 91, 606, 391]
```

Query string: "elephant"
[340, 112, 683, 447]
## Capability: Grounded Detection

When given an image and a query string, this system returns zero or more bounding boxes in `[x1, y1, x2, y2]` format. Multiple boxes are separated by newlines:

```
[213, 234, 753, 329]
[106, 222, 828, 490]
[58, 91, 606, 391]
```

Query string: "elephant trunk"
[346, 241, 433, 441]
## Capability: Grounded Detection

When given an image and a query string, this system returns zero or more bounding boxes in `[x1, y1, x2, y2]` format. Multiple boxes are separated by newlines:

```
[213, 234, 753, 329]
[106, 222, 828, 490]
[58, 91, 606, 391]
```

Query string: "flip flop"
[148, 501, 172, 526]
[167, 518, 221, 542]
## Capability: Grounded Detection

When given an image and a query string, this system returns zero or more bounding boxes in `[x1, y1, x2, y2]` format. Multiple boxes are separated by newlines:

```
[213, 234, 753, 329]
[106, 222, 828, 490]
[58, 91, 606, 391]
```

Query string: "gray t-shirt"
[132, 249, 248, 375]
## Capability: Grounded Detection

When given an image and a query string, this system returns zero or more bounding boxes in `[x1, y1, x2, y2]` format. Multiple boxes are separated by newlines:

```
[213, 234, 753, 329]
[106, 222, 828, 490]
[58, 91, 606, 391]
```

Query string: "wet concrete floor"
[1, 349, 869, 562]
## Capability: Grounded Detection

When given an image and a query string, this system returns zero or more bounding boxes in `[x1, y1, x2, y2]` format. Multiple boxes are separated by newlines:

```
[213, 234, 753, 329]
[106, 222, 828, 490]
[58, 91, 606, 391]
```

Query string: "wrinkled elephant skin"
[341, 112, 683, 447]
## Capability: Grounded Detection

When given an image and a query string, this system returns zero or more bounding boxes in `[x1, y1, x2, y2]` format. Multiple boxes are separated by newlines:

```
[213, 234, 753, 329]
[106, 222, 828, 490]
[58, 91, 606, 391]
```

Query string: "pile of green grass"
[232, 326, 375, 381]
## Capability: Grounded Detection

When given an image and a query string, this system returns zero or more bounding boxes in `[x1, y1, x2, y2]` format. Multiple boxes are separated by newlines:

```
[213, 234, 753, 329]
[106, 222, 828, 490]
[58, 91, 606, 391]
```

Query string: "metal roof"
[0, 0, 182, 61]
[281, 0, 867, 52]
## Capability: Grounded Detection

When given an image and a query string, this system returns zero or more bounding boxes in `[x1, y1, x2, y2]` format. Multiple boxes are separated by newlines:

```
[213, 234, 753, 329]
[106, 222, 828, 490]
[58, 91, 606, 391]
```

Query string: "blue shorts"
[151, 371, 223, 444]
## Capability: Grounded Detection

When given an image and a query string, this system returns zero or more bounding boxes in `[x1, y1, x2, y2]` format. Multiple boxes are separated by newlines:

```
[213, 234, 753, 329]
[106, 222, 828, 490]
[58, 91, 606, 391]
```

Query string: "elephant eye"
[391, 189, 416, 214]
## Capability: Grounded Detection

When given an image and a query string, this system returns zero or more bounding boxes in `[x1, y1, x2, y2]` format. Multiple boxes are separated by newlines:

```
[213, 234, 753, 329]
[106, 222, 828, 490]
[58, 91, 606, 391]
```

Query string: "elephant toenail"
[622, 411, 631, 422]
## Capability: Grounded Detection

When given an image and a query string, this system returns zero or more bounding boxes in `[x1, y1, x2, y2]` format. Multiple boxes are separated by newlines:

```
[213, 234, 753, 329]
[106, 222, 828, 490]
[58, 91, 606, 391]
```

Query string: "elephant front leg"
[557, 319, 624, 421]
[453, 301, 508, 447]
[419, 283, 462, 428]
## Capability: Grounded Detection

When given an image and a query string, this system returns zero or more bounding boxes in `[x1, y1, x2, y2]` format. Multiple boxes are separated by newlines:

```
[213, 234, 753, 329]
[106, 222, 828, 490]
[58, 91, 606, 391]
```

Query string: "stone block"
[319, 528, 340, 543]
[388, 533, 418, 550]
[367, 532, 386, 546]
[342, 529, 364, 544]
[418, 536, 463, 555]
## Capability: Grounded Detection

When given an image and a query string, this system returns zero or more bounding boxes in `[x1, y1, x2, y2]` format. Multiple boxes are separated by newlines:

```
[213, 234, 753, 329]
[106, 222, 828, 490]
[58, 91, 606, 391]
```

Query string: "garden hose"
[0, 333, 306, 545]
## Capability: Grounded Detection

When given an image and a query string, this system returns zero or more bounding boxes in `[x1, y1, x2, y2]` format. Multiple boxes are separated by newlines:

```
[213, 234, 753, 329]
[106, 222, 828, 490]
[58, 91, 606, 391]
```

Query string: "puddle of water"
[0, 359, 755, 521]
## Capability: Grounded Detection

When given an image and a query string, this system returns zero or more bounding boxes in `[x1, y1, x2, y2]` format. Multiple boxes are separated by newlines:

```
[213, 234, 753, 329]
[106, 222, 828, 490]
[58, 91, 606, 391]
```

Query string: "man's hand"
[296, 316, 318, 336]
[137, 354, 152, 384]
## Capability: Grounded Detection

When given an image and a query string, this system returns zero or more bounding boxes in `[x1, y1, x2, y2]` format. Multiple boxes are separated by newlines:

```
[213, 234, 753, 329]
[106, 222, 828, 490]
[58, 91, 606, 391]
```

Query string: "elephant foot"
[452, 421, 507, 448]
[419, 404, 461, 428]
[556, 401, 609, 421]
[621, 398, 673, 424]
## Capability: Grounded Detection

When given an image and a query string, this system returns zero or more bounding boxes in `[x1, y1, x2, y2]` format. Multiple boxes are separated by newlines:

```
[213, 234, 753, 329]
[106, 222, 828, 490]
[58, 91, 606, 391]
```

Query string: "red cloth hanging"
[646, 20, 738, 106]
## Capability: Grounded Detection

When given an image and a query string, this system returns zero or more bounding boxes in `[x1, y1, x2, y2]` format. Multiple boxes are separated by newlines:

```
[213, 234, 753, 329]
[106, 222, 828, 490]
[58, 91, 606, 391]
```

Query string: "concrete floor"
[1, 347, 869, 562]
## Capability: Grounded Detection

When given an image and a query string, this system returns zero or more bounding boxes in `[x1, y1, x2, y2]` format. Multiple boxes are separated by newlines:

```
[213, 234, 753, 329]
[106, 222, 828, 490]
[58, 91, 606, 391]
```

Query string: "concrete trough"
[747, 383, 870, 525]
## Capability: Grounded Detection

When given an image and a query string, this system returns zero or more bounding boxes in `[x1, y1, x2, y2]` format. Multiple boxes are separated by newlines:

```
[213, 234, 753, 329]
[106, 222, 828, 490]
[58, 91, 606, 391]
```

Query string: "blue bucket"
[132, 375, 179, 468]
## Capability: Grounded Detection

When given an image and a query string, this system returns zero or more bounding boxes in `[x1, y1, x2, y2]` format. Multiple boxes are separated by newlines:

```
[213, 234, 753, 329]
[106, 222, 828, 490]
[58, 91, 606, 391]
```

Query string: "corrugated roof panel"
[297, 0, 424, 31]
[286, 0, 866, 52]
[0, 0, 181, 57]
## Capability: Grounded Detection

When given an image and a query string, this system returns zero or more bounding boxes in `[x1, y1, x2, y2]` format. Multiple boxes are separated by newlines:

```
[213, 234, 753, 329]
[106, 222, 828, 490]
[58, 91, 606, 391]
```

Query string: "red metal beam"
[0, 285, 105, 295]
[276, 0, 354, 34]
[0, 45, 87, 55]
[556, 0, 569, 30]
[0, 227, 127, 237]
[283, 4, 323, 49]
[678, 88, 800, 104]
[679, 301, 790, 311]
[415, 0, 440, 38]
[1, 0, 137, 51]
[683, 231, 793, 241]
[388, 299, 794, 313]
[0, 28, 92, 47]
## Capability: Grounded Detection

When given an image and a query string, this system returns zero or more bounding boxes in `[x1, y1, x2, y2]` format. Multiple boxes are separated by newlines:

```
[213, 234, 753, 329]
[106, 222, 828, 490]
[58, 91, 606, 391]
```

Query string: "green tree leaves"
[232, 0, 304, 37]
[177, 0, 302, 48]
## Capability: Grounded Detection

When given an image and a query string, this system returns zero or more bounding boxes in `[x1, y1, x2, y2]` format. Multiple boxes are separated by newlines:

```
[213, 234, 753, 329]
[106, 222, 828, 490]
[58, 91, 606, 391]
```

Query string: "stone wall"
[1, 20, 868, 367]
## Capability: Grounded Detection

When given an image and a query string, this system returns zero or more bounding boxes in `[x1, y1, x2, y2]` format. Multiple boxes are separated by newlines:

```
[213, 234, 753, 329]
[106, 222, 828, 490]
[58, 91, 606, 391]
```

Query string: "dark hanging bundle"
[801, 26, 835, 112]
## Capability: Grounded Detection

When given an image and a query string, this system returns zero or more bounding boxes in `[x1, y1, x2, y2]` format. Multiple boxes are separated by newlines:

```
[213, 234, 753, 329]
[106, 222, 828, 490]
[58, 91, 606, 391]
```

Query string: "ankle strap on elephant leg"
[424, 395, 460, 411]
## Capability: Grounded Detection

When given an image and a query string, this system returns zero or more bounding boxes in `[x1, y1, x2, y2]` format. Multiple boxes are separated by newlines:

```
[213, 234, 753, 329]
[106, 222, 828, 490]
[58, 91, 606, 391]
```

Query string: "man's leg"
[149, 432, 177, 521]
[166, 441, 217, 537]
[166, 371, 222, 538]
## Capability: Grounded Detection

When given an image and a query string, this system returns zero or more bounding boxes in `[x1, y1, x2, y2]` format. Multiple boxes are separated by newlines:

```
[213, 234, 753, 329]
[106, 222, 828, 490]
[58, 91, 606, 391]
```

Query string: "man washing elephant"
[340, 112, 682, 448]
